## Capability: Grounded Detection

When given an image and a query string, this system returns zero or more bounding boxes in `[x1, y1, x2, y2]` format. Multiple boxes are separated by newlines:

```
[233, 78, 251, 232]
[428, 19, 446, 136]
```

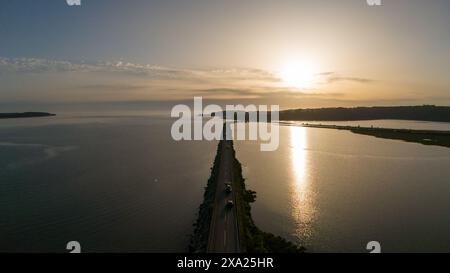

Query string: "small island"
[0, 112, 56, 119]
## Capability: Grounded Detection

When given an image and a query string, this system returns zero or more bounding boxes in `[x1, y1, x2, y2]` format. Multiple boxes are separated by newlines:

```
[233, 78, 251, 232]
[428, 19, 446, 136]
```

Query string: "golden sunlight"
[290, 126, 315, 239]
[279, 60, 319, 89]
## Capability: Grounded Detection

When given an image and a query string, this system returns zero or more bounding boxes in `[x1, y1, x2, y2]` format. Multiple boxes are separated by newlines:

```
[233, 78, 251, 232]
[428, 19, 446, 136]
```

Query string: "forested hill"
[279, 105, 450, 122]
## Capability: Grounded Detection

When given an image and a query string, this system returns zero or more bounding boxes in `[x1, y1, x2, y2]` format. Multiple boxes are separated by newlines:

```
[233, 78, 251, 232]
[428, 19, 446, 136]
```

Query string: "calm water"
[283, 119, 450, 131]
[2, 115, 450, 253]
[234, 124, 450, 253]
[0, 115, 217, 252]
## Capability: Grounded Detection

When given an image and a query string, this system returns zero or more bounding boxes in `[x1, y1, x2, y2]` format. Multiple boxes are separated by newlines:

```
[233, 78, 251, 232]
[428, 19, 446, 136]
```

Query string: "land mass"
[296, 123, 450, 148]
[215, 105, 450, 123]
[0, 112, 55, 119]
[279, 105, 450, 122]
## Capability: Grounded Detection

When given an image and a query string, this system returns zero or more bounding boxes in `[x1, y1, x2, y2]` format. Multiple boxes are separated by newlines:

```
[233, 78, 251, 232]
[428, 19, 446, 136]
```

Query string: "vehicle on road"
[226, 200, 234, 208]
[225, 184, 232, 194]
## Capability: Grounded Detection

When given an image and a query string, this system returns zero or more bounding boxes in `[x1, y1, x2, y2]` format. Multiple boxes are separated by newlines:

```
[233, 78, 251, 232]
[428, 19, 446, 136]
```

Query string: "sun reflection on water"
[290, 126, 315, 240]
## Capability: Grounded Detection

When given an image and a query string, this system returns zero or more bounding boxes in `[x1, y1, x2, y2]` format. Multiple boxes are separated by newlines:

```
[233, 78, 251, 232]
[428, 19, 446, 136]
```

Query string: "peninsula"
[0, 112, 56, 119]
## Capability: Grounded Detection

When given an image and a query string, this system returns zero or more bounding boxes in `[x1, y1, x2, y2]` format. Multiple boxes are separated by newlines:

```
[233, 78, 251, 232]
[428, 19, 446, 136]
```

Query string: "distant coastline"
[217, 105, 450, 123]
[279, 105, 450, 122]
[214, 105, 450, 148]
[290, 123, 450, 148]
[0, 112, 55, 119]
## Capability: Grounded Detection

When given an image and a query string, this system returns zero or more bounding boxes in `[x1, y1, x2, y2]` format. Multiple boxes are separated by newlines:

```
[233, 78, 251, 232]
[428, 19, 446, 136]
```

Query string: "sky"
[1, 0, 450, 111]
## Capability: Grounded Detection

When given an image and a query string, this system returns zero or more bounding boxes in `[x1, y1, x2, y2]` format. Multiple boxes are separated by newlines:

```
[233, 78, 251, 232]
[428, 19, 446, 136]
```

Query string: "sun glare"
[279, 60, 318, 89]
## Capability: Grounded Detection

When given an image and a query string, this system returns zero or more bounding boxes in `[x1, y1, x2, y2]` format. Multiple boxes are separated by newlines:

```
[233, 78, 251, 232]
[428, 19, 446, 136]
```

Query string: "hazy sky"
[1, 0, 449, 110]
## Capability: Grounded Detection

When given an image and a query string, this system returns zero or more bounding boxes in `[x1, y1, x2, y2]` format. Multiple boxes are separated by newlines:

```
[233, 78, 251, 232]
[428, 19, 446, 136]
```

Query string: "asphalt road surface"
[207, 140, 241, 253]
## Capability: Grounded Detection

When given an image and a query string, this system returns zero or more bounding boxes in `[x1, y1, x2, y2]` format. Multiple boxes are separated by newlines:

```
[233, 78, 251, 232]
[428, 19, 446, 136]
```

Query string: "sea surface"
[1, 115, 449, 252]
[0, 114, 217, 252]
[234, 122, 450, 253]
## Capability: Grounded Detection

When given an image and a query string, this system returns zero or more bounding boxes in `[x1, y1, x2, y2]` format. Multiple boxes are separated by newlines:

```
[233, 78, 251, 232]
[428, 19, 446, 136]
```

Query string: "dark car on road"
[225, 184, 232, 194]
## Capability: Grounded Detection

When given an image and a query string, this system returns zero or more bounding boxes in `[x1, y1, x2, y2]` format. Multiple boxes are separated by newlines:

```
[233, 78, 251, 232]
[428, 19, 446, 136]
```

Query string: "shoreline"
[0, 112, 56, 119]
[282, 122, 450, 148]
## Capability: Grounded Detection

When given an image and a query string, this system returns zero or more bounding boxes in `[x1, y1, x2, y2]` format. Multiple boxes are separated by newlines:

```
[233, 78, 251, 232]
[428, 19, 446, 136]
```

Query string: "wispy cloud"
[0, 57, 278, 81]
[321, 72, 376, 84]
[193, 87, 344, 100]
[74, 84, 150, 91]
[0, 57, 192, 77]
[0, 57, 377, 106]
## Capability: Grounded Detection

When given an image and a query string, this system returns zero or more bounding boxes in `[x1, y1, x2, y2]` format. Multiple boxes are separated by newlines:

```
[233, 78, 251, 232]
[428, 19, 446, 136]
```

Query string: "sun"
[279, 60, 318, 89]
